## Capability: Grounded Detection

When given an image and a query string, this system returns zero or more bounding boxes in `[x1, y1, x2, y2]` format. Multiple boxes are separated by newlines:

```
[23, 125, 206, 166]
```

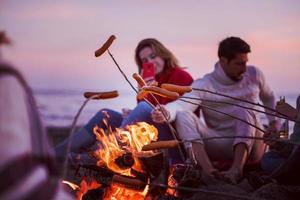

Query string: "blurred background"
[1, 0, 299, 127]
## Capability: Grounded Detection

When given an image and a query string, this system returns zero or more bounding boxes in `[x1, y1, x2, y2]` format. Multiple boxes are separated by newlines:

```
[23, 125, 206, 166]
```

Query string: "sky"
[0, 0, 299, 96]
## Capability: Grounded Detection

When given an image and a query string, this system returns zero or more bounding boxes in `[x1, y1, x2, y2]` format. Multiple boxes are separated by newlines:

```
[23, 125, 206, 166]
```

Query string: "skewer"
[62, 92, 118, 178]
[192, 88, 291, 119]
[180, 98, 267, 134]
[180, 96, 300, 123]
[159, 84, 299, 123]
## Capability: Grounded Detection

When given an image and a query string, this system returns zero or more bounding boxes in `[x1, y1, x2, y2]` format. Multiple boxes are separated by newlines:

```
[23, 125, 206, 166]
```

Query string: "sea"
[34, 88, 298, 131]
[34, 88, 136, 127]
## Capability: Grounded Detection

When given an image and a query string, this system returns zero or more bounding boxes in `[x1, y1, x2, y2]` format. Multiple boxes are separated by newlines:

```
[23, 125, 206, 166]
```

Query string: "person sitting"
[260, 95, 300, 184]
[0, 31, 73, 200]
[151, 36, 279, 184]
[54, 38, 193, 165]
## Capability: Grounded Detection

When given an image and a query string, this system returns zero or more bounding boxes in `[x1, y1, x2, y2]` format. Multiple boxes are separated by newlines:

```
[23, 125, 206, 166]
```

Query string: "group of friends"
[55, 36, 300, 184]
[1, 31, 299, 199]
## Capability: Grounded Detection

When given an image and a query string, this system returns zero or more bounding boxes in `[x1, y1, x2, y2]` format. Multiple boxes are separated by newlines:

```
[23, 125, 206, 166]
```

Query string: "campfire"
[61, 36, 203, 199]
[63, 116, 182, 199]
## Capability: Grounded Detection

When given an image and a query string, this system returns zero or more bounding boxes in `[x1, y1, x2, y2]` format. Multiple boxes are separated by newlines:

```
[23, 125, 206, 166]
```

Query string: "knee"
[233, 109, 256, 136]
[135, 101, 152, 114]
[261, 151, 285, 174]
[85, 108, 122, 131]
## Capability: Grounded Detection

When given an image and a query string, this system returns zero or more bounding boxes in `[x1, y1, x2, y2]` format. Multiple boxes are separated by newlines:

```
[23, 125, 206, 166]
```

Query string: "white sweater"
[167, 62, 276, 131]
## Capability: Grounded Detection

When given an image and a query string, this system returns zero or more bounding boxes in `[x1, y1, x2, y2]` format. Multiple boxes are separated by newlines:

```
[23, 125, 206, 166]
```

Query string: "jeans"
[54, 101, 182, 164]
[261, 151, 285, 174]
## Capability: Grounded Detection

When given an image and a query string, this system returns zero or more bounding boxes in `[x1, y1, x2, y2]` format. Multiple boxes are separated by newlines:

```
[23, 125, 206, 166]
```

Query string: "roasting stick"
[142, 135, 300, 151]
[192, 87, 298, 122]
[180, 98, 267, 133]
[161, 84, 300, 123]
[62, 91, 119, 179]
[94, 36, 156, 110]
[180, 96, 299, 122]
[193, 88, 278, 112]
[182, 96, 300, 124]
[133, 74, 186, 161]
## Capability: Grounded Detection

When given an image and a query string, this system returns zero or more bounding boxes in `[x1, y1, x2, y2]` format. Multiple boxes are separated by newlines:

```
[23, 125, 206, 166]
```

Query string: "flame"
[93, 121, 158, 176]
[77, 178, 102, 200]
[91, 121, 158, 199]
[103, 183, 150, 200]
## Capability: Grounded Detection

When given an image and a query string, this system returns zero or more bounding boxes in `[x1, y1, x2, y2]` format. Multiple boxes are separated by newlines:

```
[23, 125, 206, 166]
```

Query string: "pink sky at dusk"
[1, 0, 299, 96]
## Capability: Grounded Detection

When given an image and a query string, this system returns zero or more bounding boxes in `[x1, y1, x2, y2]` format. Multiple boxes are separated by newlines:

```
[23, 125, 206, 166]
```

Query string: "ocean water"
[34, 88, 136, 127]
[34, 88, 298, 131]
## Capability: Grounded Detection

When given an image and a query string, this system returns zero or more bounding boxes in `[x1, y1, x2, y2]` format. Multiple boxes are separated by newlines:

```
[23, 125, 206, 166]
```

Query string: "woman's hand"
[151, 105, 170, 123]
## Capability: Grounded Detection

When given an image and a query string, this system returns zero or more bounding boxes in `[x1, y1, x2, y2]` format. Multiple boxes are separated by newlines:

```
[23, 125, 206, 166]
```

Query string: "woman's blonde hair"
[134, 38, 179, 73]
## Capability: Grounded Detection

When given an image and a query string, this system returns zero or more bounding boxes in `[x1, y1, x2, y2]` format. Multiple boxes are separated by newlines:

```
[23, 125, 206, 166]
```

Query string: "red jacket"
[141, 67, 193, 105]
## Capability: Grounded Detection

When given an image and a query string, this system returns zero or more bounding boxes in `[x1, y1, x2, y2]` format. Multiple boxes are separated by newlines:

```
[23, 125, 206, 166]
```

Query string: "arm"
[165, 78, 205, 122]
[256, 67, 278, 124]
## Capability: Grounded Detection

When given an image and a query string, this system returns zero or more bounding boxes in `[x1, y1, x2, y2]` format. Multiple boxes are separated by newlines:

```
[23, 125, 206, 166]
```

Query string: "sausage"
[142, 140, 179, 151]
[94, 35, 116, 57]
[142, 86, 179, 100]
[132, 73, 146, 87]
[161, 83, 192, 94]
[136, 89, 148, 100]
[84, 90, 119, 100]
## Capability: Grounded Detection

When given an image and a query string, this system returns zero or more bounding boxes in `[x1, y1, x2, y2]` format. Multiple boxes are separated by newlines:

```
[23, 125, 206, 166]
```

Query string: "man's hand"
[151, 105, 170, 123]
[263, 120, 281, 146]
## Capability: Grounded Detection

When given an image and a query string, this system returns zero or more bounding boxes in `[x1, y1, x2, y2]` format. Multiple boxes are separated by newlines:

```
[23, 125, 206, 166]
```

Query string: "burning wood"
[114, 152, 134, 169]
[70, 121, 160, 199]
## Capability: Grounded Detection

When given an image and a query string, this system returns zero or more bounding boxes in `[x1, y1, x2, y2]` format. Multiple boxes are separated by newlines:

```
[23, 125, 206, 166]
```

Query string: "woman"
[55, 38, 193, 164]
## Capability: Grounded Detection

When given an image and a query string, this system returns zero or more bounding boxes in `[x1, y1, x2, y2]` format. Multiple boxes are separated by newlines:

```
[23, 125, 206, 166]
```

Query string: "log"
[114, 152, 134, 169]
[112, 175, 147, 190]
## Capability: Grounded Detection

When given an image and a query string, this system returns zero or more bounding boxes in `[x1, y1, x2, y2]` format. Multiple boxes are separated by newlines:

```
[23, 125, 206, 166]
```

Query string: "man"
[152, 36, 279, 184]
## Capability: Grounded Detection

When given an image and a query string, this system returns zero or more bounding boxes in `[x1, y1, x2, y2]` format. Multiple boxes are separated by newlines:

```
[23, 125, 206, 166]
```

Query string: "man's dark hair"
[218, 37, 251, 61]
